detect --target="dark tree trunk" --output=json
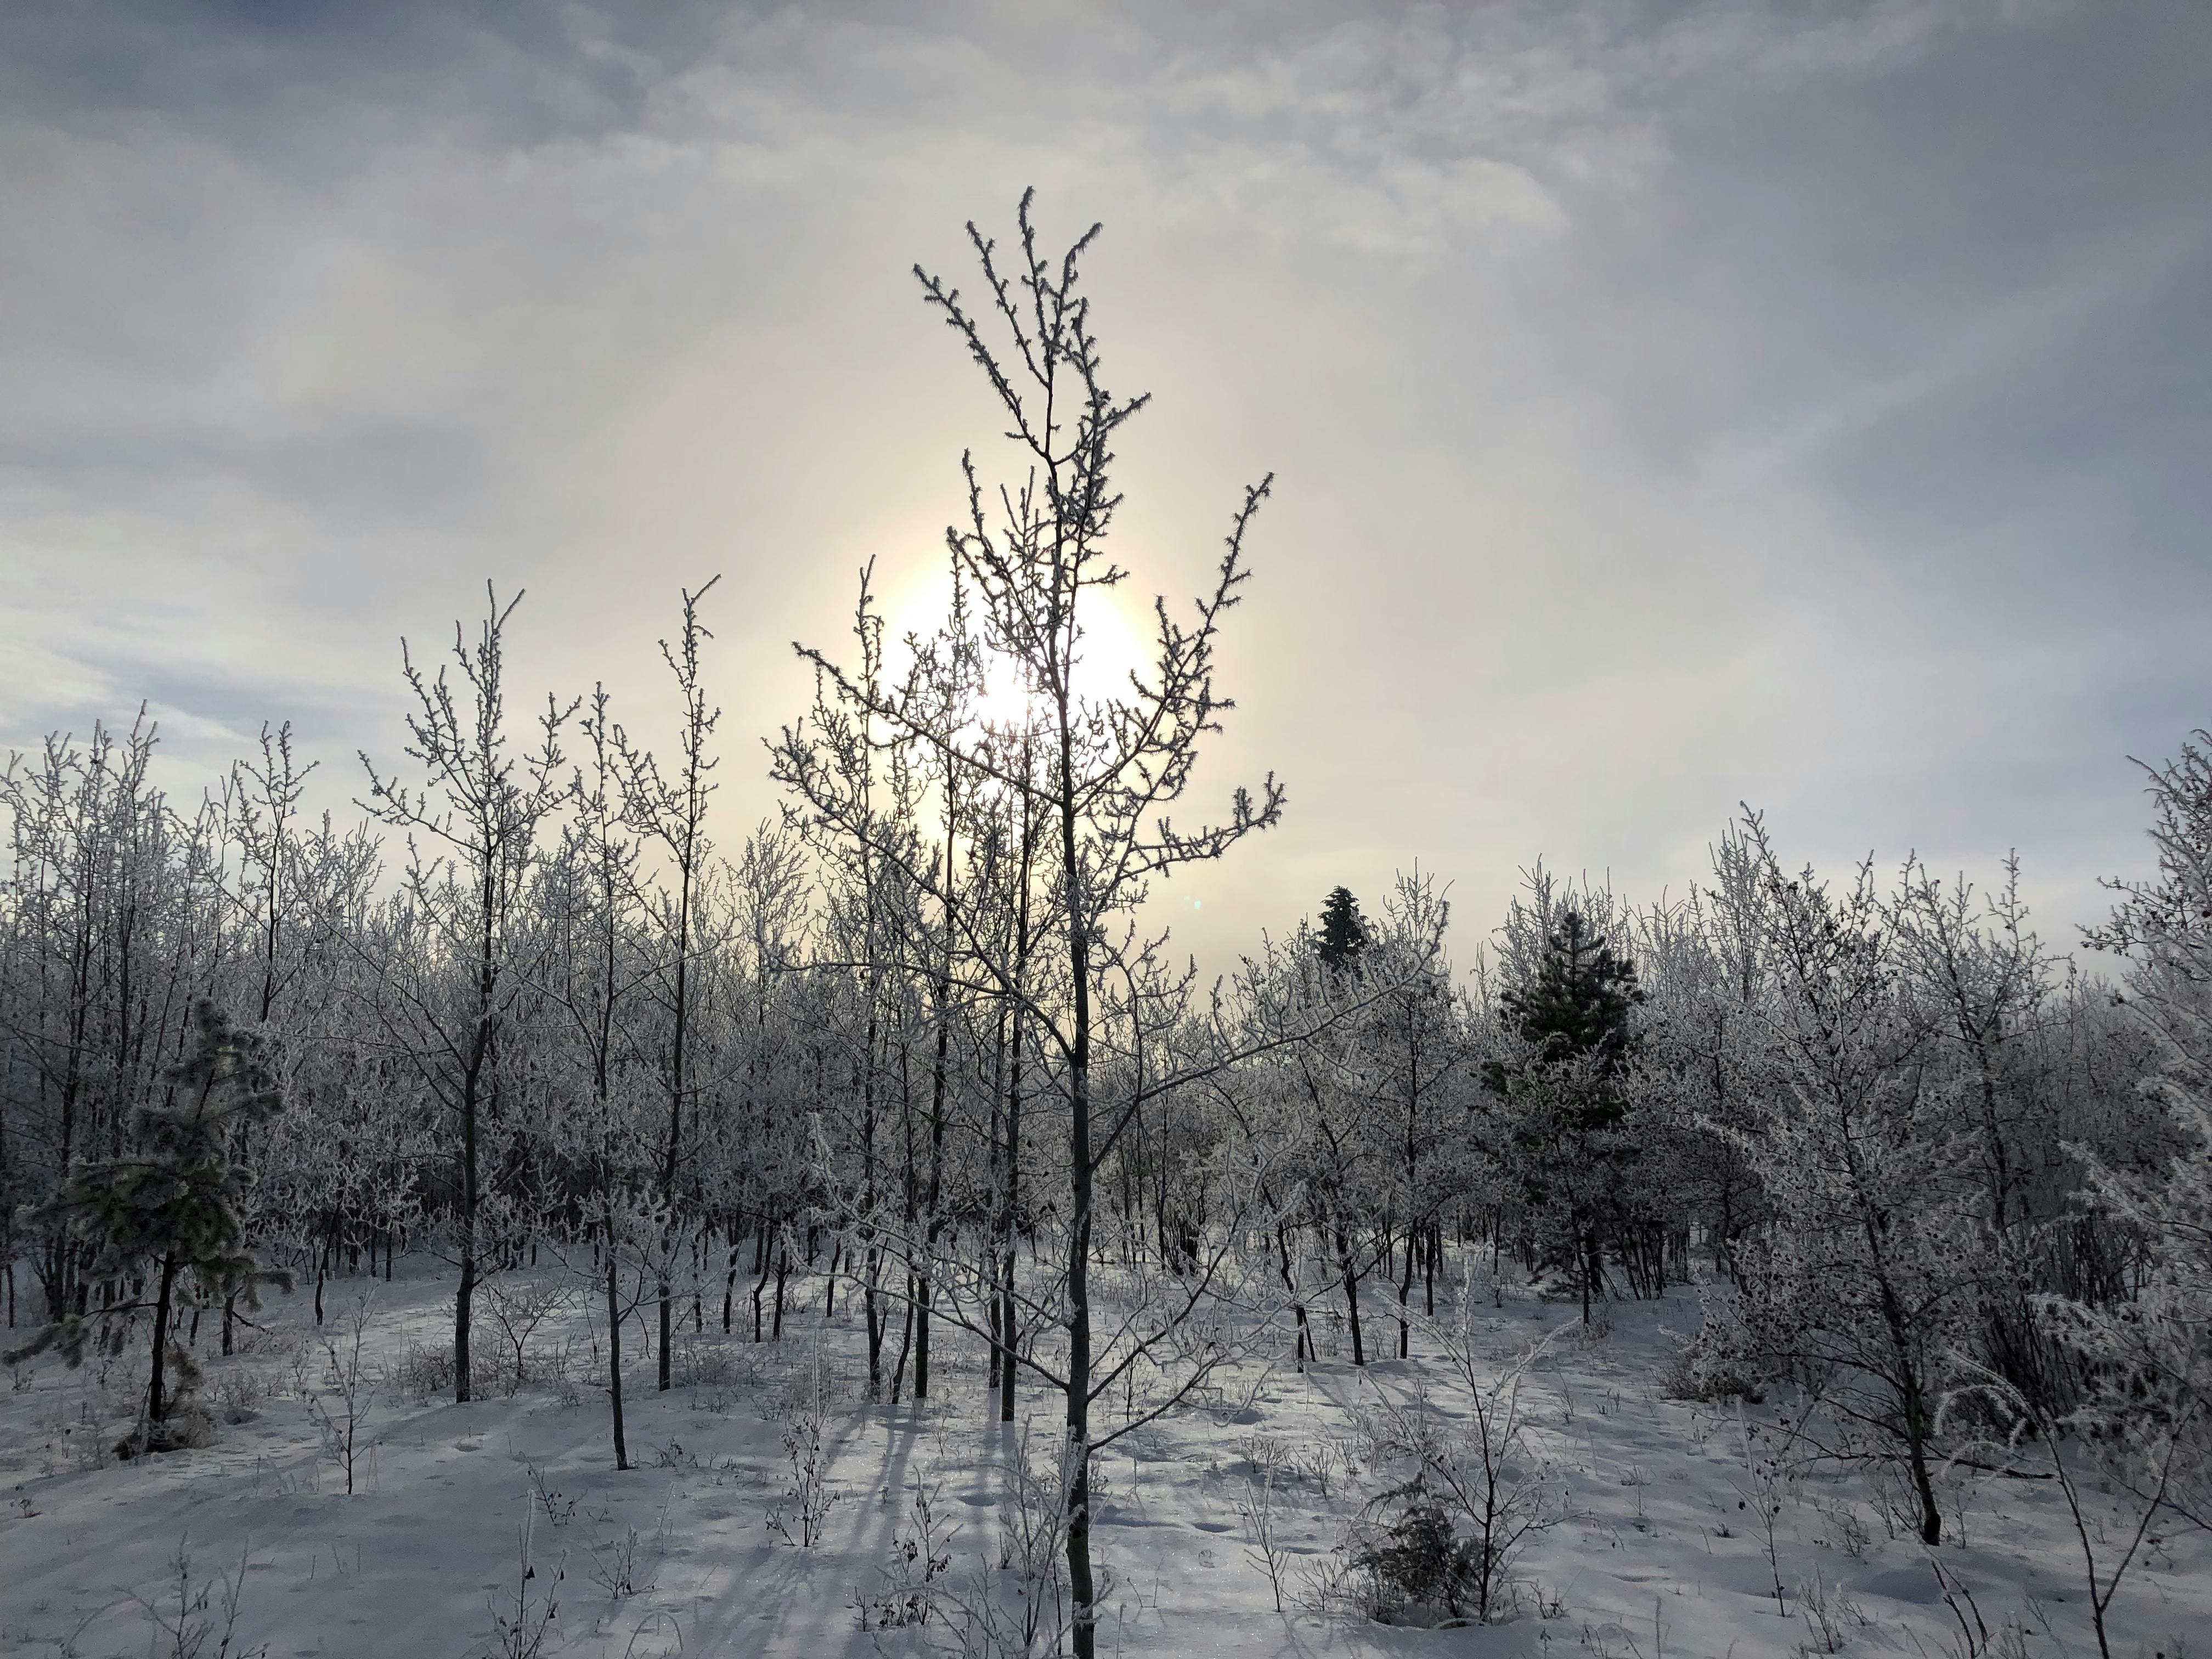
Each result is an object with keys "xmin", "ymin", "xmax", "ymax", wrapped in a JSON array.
[
  {"xmin": 148, "ymin": 1251, "xmax": 179, "ymax": 1426},
  {"xmin": 1336, "ymin": 1226, "xmax": 1366, "ymax": 1367},
  {"xmin": 772, "ymin": 1238, "xmax": 789, "ymax": 1341},
  {"xmin": 605, "ymin": 1229, "xmax": 629, "ymax": 1470}
]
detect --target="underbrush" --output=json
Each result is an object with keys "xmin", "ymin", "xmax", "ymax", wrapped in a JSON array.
[{"xmin": 389, "ymin": 1340, "xmax": 524, "ymax": 1403}]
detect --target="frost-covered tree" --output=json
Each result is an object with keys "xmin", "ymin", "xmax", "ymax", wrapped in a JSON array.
[
  {"xmin": 1886, "ymin": 852, "xmax": 2097, "ymax": 1412},
  {"xmin": 1, "ymin": 715, "xmax": 230, "ymax": 1327},
  {"xmin": 1316, "ymin": 885, "xmax": 1369, "ymax": 977},
  {"xmin": 1351, "ymin": 873, "xmax": 1464, "ymax": 1355},
  {"xmin": 6, "ymin": 998, "xmax": 289, "ymax": 1440},
  {"xmin": 358, "ymin": 587, "xmax": 572, "ymax": 1403},
  {"xmin": 1256, "ymin": 935, "xmax": 1393, "ymax": 1367},
  {"xmin": 1482, "ymin": 890, "xmax": 1646, "ymax": 1323},
  {"xmin": 777, "ymin": 191, "xmax": 1287, "ymax": 1659},
  {"xmin": 2062, "ymin": 731, "xmax": 2212, "ymax": 1531},
  {"xmin": 1709, "ymin": 815, "xmax": 1980, "ymax": 1545},
  {"xmin": 537, "ymin": 684, "xmax": 650, "ymax": 1466},
  {"xmin": 614, "ymin": 577, "xmax": 723, "ymax": 1393}
]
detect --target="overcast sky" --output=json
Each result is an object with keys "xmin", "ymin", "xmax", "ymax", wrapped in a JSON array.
[{"xmin": 3, "ymin": 0, "xmax": 2207, "ymax": 969}]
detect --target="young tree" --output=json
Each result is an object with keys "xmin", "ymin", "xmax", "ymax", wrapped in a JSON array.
[
  {"xmin": 2063, "ymin": 730, "xmax": 2212, "ymax": 1533},
  {"xmin": 1709, "ymin": 815, "xmax": 1977, "ymax": 1545},
  {"xmin": 1362, "ymin": 874, "xmax": 1466, "ymax": 1352},
  {"xmin": 540, "ymin": 685, "xmax": 648, "ymax": 1466},
  {"xmin": 2, "ymin": 714, "xmax": 211, "ymax": 1327},
  {"xmin": 1636, "ymin": 874, "xmax": 1774, "ymax": 1284},
  {"xmin": 6, "ymin": 999, "xmax": 289, "ymax": 1441},
  {"xmin": 777, "ymin": 191, "xmax": 1284, "ymax": 1658},
  {"xmin": 359, "ymin": 588, "xmax": 572, "ymax": 1403},
  {"xmin": 1316, "ymin": 886, "xmax": 1369, "ymax": 977},
  {"xmin": 224, "ymin": 721, "xmax": 315, "ymax": 1026},
  {"xmin": 1483, "ymin": 896, "xmax": 1646, "ymax": 1322},
  {"xmin": 616, "ymin": 577, "xmax": 724, "ymax": 1393},
  {"xmin": 1887, "ymin": 854, "xmax": 2076, "ymax": 1409}
]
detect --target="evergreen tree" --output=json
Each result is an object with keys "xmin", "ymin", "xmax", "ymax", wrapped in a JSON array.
[
  {"xmin": 1498, "ymin": 909, "xmax": 1643, "ymax": 1076},
  {"xmin": 1483, "ymin": 909, "xmax": 1646, "ymax": 1321},
  {"xmin": 1317, "ymin": 885, "xmax": 1370, "ymax": 975},
  {"xmin": 5, "ymin": 999, "xmax": 290, "ymax": 1442}
]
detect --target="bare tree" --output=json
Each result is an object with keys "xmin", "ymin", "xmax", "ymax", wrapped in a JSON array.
[
  {"xmin": 1707, "ymin": 814, "xmax": 1976, "ymax": 1545},
  {"xmin": 777, "ymin": 191, "xmax": 1284, "ymax": 1658},
  {"xmin": 615, "ymin": 578, "xmax": 723, "ymax": 1393},
  {"xmin": 359, "ymin": 586, "xmax": 572, "ymax": 1403}
]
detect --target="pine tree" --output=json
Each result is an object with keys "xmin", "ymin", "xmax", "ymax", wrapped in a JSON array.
[
  {"xmin": 1483, "ymin": 909, "xmax": 1646, "ymax": 1322},
  {"xmin": 1316, "ymin": 885, "xmax": 1370, "ymax": 976},
  {"xmin": 5, "ymin": 999, "xmax": 290, "ymax": 1444},
  {"xmin": 1498, "ymin": 909, "xmax": 1643, "ymax": 1076}
]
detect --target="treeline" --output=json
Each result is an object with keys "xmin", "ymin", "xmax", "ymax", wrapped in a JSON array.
[{"xmin": 4, "ymin": 197, "xmax": 2208, "ymax": 1655}]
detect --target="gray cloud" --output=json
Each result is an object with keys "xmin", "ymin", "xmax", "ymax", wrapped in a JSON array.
[{"xmin": 1, "ymin": 0, "xmax": 2203, "ymax": 963}]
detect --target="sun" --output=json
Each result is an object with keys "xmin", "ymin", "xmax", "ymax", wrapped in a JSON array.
[{"xmin": 885, "ymin": 565, "xmax": 1155, "ymax": 728}]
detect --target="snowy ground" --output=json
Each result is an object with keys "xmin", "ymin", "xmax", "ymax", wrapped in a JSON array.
[{"xmin": 3, "ymin": 1261, "xmax": 2205, "ymax": 1658}]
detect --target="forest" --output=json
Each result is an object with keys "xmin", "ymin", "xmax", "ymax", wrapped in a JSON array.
[{"xmin": 3, "ymin": 201, "xmax": 2209, "ymax": 1659}]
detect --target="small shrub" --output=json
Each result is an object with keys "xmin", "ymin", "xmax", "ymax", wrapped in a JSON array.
[
  {"xmin": 391, "ymin": 1341, "xmax": 456, "ymax": 1398},
  {"xmin": 1663, "ymin": 1315, "xmax": 1770, "ymax": 1404},
  {"xmin": 766, "ymin": 1407, "xmax": 839, "ymax": 1548},
  {"xmin": 387, "ymin": 1340, "xmax": 503, "ymax": 1401},
  {"xmin": 1814, "ymin": 1497, "xmax": 1873, "ymax": 1559},
  {"xmin": 120, "ymin": 1404, "xmax": 219, "ymax": 1459},
  {"xmin": 670, "ymin": 1339, "xmax": 758, "ymax": 1392},
  {"xmin": 1238, "ymin": 1431, "xmax": 1295, "ymax": 1480},
  {"xmin": 527, "ymin": 1462, "xmax": 578, "ymax": 1526},
  {"xmin": 129, "ymin": 1536, "xmax": 268, "ymax": 1659},
  {"xmin": 585, "ymin": 1526, "xmax": 655, "ymax": 1599},
  {"xmin": 1350, "ymin": 1498, "xmax": 1483, "ymax": 1627},
  {"xmin": 858, "ymin": 1477, "xmax": 954, "ymax": 1629},
  {"xmin": 1566, "ymin": 1307, "xmax": 1612, "ymax": 1345},
  {"xmin": 647, "ymin": 1440, "xmax": 698, "ymax": 1470},
  {"xmin": 763, "ymin": 1345, "xmax": 842, "ymax": 1423},
  {"xmin": 210, "ymin": 1364, "xmax": 273, "ymax": 1425}
]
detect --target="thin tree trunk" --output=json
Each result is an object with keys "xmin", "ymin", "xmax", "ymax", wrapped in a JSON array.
[
  {"xmin": 771, "ymin": 1238, "xmax": 789, "ymax": 1341},
  {"xmin": 1276, "ymin": 1221, "xmax": 1308, "ymax": 1368},
  {"xmin": 148, "ymin": 1251, "xmax": 178, "ymax": 1427},
  {"xmin": 1061, "ymin": 754, "xmax": 1098, "ymax": 1659},
  {"xmin": 723, "ymin": 1225, "xmax": 740, "ymax": 1333},
  {"xmin": 888, "ymin": 1285, "xmax": 914, "ymax": 1405},
  {"xmin": 1337, "ymin": 1226, "xmax": 1366, "ymax": 1367},
  {"xmin": 751, "ymin": 1220, "xmax": 774, "ymax": 1342},
  {"xmin": 605, "ymin": 1226, "xmax": 629, "ymax": 1470},
  {"xmin": 1397, "ymin": 1224, "xmax": 1416, "ymax": 1359}
]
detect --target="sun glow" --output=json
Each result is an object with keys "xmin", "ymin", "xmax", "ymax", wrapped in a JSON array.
[{"xmin": 886, "ymin": 566, "xmax": 1157, "ymax": 730}]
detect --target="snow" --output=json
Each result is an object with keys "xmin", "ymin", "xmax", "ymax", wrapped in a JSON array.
[{"xmin": 4, "ymin": 1265, "xmax": 2205, "ymax": 1658}]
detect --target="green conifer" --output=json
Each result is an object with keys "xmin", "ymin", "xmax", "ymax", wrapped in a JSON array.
[
  {"xmin": 1483, "ymin": 910, "xmax": 1646, "ymax": 1322},
  {"xmin": 1497, "ymin": 909, "xmax": 1643, "ymax": 1082},
  {"xmin": 1316, "ymin": 885, "xmax": 1370, "ymax": 975},
  {"xmin": 7, "ymin": 999, "xmax": 290, "ymax": 1446}
]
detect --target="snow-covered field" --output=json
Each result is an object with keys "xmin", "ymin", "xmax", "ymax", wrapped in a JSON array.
[{"xmin": 4, "ymin": 1265, "xmax": 2204, "ymax": 1659}]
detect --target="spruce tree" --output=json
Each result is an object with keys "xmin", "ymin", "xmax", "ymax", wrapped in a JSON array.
[
  {"xmin": 1316, "ymin": 885, "xmax": 1370, "ymax": 975},
  {"xmin": 1484, "ymin": 910, "xmax": 1646, "ymax": 1321},
  {"xmin": 6, "ymin": 998, "xmax": 290, "ymax": 1444},
  {"xmin": 1498, "ymin": 909, "xmax": 1643, "ymax": 1078}
]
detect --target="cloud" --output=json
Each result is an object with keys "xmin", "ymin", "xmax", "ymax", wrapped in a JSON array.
[{"xmin": 0, "ymin": 0, "xmax": 2200, "ymax": 966}]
